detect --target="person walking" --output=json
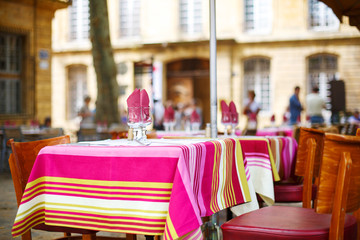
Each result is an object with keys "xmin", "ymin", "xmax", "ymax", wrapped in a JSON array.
[
  {"xmin": 306, "ymin": 86, "xmax": 325, "ymax": 124},
  {"xmin": 78, "ymin": 96, "xmax": 94, "ymax": 127},
  {"xmin": 243, "ymin": 90, "xmax": 261, "ymax": 131},
  {"xmin": 289, "ymin": 86, "xmax": 303, "ymax": 125}
]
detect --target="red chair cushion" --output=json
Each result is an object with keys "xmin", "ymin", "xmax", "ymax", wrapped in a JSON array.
[
  {"xmin": 34, "ymin": 223, "xmax": 97, "ymax": 234},
  {"xmin": 274, "ymin": 183, "xmax": 317, "ymax": 202},
  {"xmin": 221, "ymin": 206, "xmax": 357, "ymax": 240}
]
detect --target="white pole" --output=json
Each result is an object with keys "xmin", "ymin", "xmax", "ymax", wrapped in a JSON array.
[{"xmin": 210, "ymin": 0, "xmax": 217, "ymax": 138}]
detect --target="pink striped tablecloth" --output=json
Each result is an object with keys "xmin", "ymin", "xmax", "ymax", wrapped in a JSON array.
[
  {"xmin": 12, "ymin": 138, "xmax": 251, "ymax": 240},
  {"xmin": 232, "ymin": 136, "xmax": 297, "ymax": 209},
  {"xmin": 266, "ymin": 136, "xmax": 298, "ymax": 181},
  {"xmin": 155, "ymin": 130, "xmax": 206, "ymax": 139},
  {"xmin": 255, "ymin": 126, "xmax": 294, "ymax": 137}
]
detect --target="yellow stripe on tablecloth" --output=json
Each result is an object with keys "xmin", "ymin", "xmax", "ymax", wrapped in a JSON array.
[
  {"xmin": 45, "ymin": 221, "xmax": 164, "ymax": 235},
  {"xmin": 26, "ymin": 176, "xmax": 173, "ymax": 189},
  {"xmin": 12, "ymin": 215, "xmax": 45, "ymax": 236},
  {"xmin": 238, "ymin": 137, "xmax": 280, "ymax": 182},
  {"xmin": 165, "ymin": 214, "xmax": 178, "ymax": 239},
  {"xmin": 45, "ymin": 217, "xmax": 165, "ymax": 231},
  {"xmin": 177, "ymin": 227, "xmax": 202, "ymax": 240},
  {"xmin": 210, "ymin": 141, "xmax": 221, "ymax": 213},
  {"xmin": 42, "ymin": 212, "xmax": 166, "ymax": 224},
  {"xmin": 22, "ymin": 188, "xmax": 171, "ymax": 203},
  {"xmin": 218, "ymin": 140, "xmax": 226, "ymax": 209},
  {"xmin": 235, "ymin": 139, "xmax": 251, "ymax": 202},
  {"xmin": 221, "ymin": 139, "xmax": 237, "ymax": 207},
  {"xmin": 15, "ymin": 201, "xmax": 45, "ymax": 219},
  {"xmin": 227, "ymin": 139, "xmax": 237, "ymax": 206},
  {"xmin": 265, "ymin": 139, "xmax": 280, "ymax": 181},
  {"xmin": 25, "ymin": 182, "xmax": 172, "ymax": 194}
]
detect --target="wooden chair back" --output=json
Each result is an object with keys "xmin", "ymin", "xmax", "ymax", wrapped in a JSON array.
[
  {"xmin": 356, "ymin": 128, "xmax": 360, "ymax": 137},
  {"xmin": 77, "ymin": 128, "xmax": 98, "ymax": 141},
  {"xmin": 302, "ymin": 138, "xmax": 316, "ymax": 208},
  {"xmin": 315, "ymin": 133, "xmax": 360, "ymax": 239},
  {"xmin": 295, "ymin": 127, "xmax": 325, "ymax": 178},
  {"xmin": 40, "ymin": 128, "xmax": 64, "ymax": 139},
  {"xmin": 9, "ymin": 135, "xmax": 70, "ymax": 202},
  {"xmin": 3, "ymin": 127, "xmax": 23, "ymax": 142},
  {"xmin": 110, "ymin": 130, "xmax": 128, "ymax": 139},
  {"xmin": 146, "ymin": 131, "xmax": 158, "ymax": 139}
]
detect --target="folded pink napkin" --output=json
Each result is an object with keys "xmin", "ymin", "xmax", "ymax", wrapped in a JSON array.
[
  {"xmin": 140, "ymin": 89, "xmax": 151, "ymax": 123},
  {"xmin": 271, "ymin": 114, "xmax": 275, "ymax": 122},
  {"xmin": 221, "ymin": 100, "xmax": 230, "ymax": 123},
  {"xmin": 127, "ymin": 89, "xmax": 141, "ymax": 123},
  {"xmin": 140, "ymin": 89, "xmax": 149, "ymax": 107},
  {"xmin": 190, "ymin": 110, "xmax": 201, "ymax": 123},
  {"xmin": 168, "ymin": 106, "xmax": 175, "ymax": 121},
  {"xmin": 127, "ymin": 88, "xmax": 140, "ymax": 107},
  {"xmin": 229, "ymin": 101, "xmax": 239, "ymax": 124},
  {"xmin": 164, "ymin": 106, "xmax": 175, "ymax": 123}
]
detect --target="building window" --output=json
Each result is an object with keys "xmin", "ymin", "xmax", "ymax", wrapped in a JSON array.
[
  {"xmin": 244, "ymin": 58, "xmax": 271, "ymax": 112},
  {"xmin": 67, "ymin": 65, "xmax": 88, "ymax": 120},
  {"xmin": 308, "ymin": 54, "xmax": 338, "ymax": 109},
  {"xmin": 0, "ymin": 32, "xmax": 22, "ymax": 114},
  {"xmin": 119, "ymin": 0, "xmax": 141, "ymax": 38},
  {"xmin": 309, "ymin": 0, "xmax": 339, "ymax": 31},
  {"xmin": 244, "ymin": 0, "xmax": 272, "ymax": 34},
  {"xmin": 180, "ymin": 0, "xmax": 202, "ymax": 34},
  {"xmin": 69, "ymin": 0, "xmax": 90, "ymax": 41}
]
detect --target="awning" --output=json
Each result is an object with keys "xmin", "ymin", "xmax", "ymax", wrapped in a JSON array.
[{"xmin": 320, "ymin": 0, "xmax": 360, "ymax": 30}]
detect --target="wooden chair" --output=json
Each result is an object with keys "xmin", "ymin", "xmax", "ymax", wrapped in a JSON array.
[
  {"xmin": 110, "ymin": 130, "xmax": 128, "ymax": 139},
  {"xmin": 77, "ymin": 127, "xmax": 98, "ymax": 141},
  {"xmin": 146, "ymin": 131, "xmax": 158, "ymax": 139},
  {"xmin": 40, "ymin": 128, "xmax": 64, "ymax": 140},
  {"xmin": 1, "ymin": 126, "xmax": 23, "ymax": 171},
  {"xmin": 273, "ymin": 127, "xmax": 324, "ymax": 207},
  {"xmin": 8, "ymin": 136, "xmax": 124, "ymax": 240},
  {"xmin": 221, "ymin": 133, "xmax": 360, "ymax": 240}
]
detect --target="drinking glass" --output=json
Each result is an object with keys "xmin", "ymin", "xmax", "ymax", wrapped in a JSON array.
[
  {"xmin": 230, "ymin": 112, "xmax": 239, "ymax": 136},
  {"xmin": 221, "ymin": 112, "xmax": 231, "ymax": 136},
  {"xmin": 139, "ymin": 106, "xmax": 152, "ymax": 144},
  {"xmin": 127, "ymin": 107, "xmax": 142, "ymax": 128}
]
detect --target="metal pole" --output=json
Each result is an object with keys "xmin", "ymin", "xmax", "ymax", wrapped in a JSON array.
[
  {"xmin": 210, "ymin": 0, "xmax": 217, "ymax": 138},
  {"xmin": 210, "ymin": 0, "xmax": 220, "ymax": 235}
]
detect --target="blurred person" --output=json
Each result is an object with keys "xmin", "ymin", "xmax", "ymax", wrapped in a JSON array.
[
  {"xmin": 348, "ymin": 110, "xmax": 360, "ymax": 124},
  {"xmin": 174, "ymin": 104, "xmax": 184, "ymax": 130},
  {"xmin": 40, "ymin": 117, "xmax": 51, "ymax": 129},
  {"xmin": 243, "ymin": 90, "xmax": 261, "ymax": 130},
  {"xmin": 153, "ymin": 99, "xmax": 165, "ymax": 130},
  {"xmin": 78, "ymin": 96, "xmax": 94, "ymax": 127},
  {"xmin": 289, "ymin": 86, "xmax": 303, "ymax": 125},
  {"xmin": 306, "ymin": 86, "xmax": 325, "ymax": 124}
]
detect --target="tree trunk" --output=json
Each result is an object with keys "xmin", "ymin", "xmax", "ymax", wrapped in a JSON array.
[{"xmin": 89, "ymin": 0, "xmax": 120, "ymax": 125}]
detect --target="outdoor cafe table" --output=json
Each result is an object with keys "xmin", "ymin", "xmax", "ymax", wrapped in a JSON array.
[
  {"xmin": 12, "ymin": 138, "xmax": 263, "ymax": 240},
  {"xmin": 255, "ymin": 126, "xmax": 294, "ymax": 137}
]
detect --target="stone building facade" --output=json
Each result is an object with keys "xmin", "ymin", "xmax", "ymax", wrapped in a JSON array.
[
  {"xmin": 0, "ymin": 0, "xmax": 69, "ymax": 125},
  {"xmin": 51, "ymin": 0, "xmax": 360, "ymax": 130}
]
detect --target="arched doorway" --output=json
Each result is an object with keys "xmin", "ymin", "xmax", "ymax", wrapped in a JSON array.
[{"xmin": 166, "ymin": 58, "xmax": 210, "ymax": 126}]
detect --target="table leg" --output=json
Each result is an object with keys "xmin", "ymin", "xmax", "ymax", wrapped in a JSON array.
[
  {"xmin": 126, "ymin": 234, "xmax": 136, "ymax": 240},
  {"xmin": 226, "ymin": 208, "xmax": 233, "ymax": 221}
]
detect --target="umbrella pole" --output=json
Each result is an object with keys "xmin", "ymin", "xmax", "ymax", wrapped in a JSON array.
[
  {"xmin": 209, "ymin": 0, "xmax": 220, "ymax": 235},
  {"xmin": 210, "ymin": 0, "xmax": 218, "ymax": 138}
]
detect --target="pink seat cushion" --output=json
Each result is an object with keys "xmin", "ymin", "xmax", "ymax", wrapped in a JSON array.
[
  {"xmin": 274, "ymin": 183, "xmax": 317, "ymax": 202},
  {"xmin": 221, "ymin": 206, "xmax": 357, "ymax": 240}
]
